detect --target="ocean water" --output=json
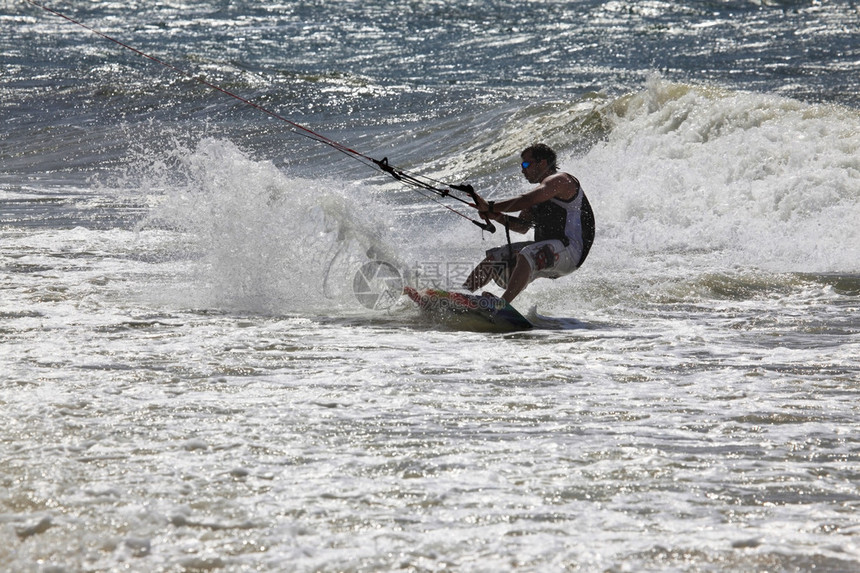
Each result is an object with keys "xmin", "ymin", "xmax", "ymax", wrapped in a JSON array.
[{"xmin": 2, "ymin": 1, "xmax": 859, "ymax": 571}]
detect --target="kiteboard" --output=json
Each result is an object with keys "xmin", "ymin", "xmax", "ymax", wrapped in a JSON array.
[{"xmin": 403, "ymin": 286, "xmax": 533, "ymax": 332}]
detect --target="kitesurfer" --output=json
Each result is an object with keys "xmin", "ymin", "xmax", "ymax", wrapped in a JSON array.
[{"xmin": 462, "ymin": 143, "xmax": 594, "ymax": 303}]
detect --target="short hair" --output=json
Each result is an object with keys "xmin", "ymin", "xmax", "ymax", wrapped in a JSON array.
[{"xmin": 522, "ymin": 143, "xmax": 558, "ymax": 169}]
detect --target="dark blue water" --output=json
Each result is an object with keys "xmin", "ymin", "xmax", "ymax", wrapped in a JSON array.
[{"xmin": 5, "ymin": 0, "xmax": 859, "ymax": 183}]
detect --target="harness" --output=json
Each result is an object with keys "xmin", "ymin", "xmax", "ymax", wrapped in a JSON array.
[{"xmin": 529, "ymin": 187, "xmax": 595, "ymax": 268}]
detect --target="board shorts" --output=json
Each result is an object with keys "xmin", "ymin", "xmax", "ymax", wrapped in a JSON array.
[{"xmin": 483, "ymin": 239, "xmax": 580, "ymax": 288}]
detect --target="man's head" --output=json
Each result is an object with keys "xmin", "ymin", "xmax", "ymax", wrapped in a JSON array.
[
  {"xmin": 521, "ymin": 143, "xmax": 558, "ymax": 183},
  {"xmin": 522, "ymin": 144, "xmax": 557, "ymax": 169}
]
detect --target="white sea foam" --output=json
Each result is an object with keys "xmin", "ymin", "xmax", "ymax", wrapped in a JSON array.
[{"xmin": 578, "ymin": 76, "xmax": 860, "ymax": 276}]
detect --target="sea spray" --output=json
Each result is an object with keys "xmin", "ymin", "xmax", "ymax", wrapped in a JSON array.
[{"xmin": 138, "ymin": 138, "xmax": 404, "ymax": 313}]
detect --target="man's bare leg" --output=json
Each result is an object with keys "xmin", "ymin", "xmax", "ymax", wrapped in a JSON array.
[
  {"xmin": 501, "ymin": 254, "xmax": 531, "ymax": 303},
  {"xmin": 462, "ymin": 257, "xmax": 495, "ymax": 292}
]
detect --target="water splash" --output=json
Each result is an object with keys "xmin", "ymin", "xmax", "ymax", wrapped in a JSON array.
[{"xmin": 138, "ymin": 138, "xmax": 403, "ymax": 313}]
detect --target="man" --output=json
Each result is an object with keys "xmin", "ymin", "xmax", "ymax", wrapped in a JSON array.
[{"xmin": 462, "ymin": 143, "xmax": 594, "ymax": 303}]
